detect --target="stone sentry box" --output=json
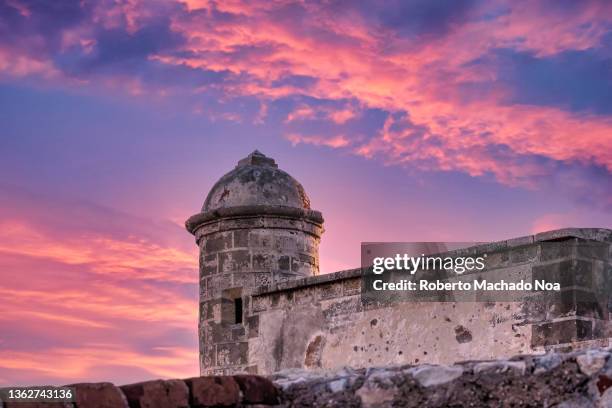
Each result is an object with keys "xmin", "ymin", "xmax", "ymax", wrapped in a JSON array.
[
  {"xmin": 186, "ymin": 151, "xmax": 324, "ymax": 375},
  {"xmin": 186, "ymin": 151, "xmax": 612, "ymax": 376}
]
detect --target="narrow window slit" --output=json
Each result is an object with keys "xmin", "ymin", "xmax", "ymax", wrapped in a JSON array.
[{"xmin": 234, "ymin": 297, "xmax": 243, "ymax": 324}]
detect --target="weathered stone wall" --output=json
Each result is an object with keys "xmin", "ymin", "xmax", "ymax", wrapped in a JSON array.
[
  {"xmin": 246, "ymin": 228, "xmax": 612, "ymax": 375},
  {"xmin": 6, "ymin": 347, "xmax": 612, "ymax": 407},
  {"xmin": 194, "ymin": 211, "xmax": 323, "ymax": 375}
]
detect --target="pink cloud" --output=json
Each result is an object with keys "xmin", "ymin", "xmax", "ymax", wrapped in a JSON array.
[
  {"xmin": 285, "ymin": 133, "xmax": 351, "ymax": 149},
  {"xmin": 3, "ymin": 0, "xmax": 609, "ymax": 190},
  {"xmin": 0, "ymin": 188, "xmax": 198, "ymax": 386},
  {"xmin": 529, "ymin": 211, "xmax": 606, "ymax": 235},
  {"xmin": 155, "ymin": 1, "xmax": 612, "ymax": 186}
]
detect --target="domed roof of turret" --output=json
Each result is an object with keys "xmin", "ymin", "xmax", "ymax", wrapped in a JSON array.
[{"xmin": 202, "ymin": 150, "xmax": 311, "ymax": 212}]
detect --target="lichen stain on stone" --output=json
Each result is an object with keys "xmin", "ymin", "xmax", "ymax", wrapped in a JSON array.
[
  {"xmin": 454, "ymin": 325, "xmax": 473, "ymax": 343},
  {"xmin": 304, "ymin": 335, "xmax": 326, "ymax": 368},
  {"xmin": 273, "ymin": 324, "xmax": 285, "ymax": 372},
  {"xmin": 218, "ymin": 187, "xmax": 230, "ymax": 204}
]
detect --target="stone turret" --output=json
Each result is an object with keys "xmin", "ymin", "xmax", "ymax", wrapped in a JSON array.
[{"xmin": 186, "ymin": 150, "xmax": 324, "ymax": 375}]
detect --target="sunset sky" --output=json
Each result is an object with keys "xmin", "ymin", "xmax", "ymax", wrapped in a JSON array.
[{"xmin": 1, "ymin": 0, "xmax": 611, "ymax": 386}]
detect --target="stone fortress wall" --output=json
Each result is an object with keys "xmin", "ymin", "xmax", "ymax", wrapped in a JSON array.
[
  {"xmin": 246, "ymin": 228, "xmax": 612, "ymax": 375},
  {"xmin": 186, "ymin": 150, "xmax": 612, "ymax": 377}
]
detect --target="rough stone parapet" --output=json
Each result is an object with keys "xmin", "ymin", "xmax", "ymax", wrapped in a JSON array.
[
  {"xmin": 274, "ymin": 347, "xmax": 612, "ymax": 407},
  {"xmin": 7, "ymin": 348, "xmax": 612, "ymax": 407},
  {"xmin": 251, "ymin": 228, "xmax": 612, "ymax": 298},
  {"xmin": 250, "ymin": 268, "xmax": 361, "ymax": 296}
]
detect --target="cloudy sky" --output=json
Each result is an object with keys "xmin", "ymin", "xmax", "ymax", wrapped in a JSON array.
[{"xmin": 1, "ymin": 0, "xmax": 611, "ymax": 386}]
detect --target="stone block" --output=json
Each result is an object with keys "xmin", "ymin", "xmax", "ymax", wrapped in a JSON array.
[
  {"xmin": 343, "ymin": 278, "xmax": 361, "ymax": 295},
  {"xmin": 70, "ymin": 382, "xmax": 128, "ymax": 408},
  {"xmin": 322, "ymin": 296, "xmax": 362, "ymax": 319},
  {"xmin": 211, "ymin": 322, "xmax": 233, "ymax": 343},
  {"xmin": 273, "ymin": 272, "xmax": 300, "ymax": 284},
  {"xmin": 278, "ymin": 255, "xmax": 291, "ymax": 272},
  {"xmin": 199, "ymin": 280, "xmax": 208, "ymax": 298},
  {"xmin": 277, "ymin": 291, "xmax": 293, "ymax": 308},
  {"xmin": 290, "ymin": 257, "xmax": 317, "ymax": 275},
  {"xmin": 200, "ymin": 253, "xmax": 217, "ymax": 276},
  {"xmin": 269, "ymin": 293, "xmax": 281, "ymax": 309},
  {"xmin": 251, "ymin": 272, "xmax": 272, "ymax": 287},
  {"xmin": 409, "ymin": 365, "xmax": 464, "ymax": 387},
  {"xmin": 533, "ymin": 259, "xmax": 595, "ymax": 289},
  {"xmin": 231, "ymin": 325, "xmax": 246, "ymax": 341},
  {"xmin": 204, "ymin": 232, "xmax": 233, "ymax": 253},
  {"xmin": 252, "ymin": 253, "xmax": 274, "ymax": 271},
  {"xmin": 233, "ymin": 375, "xmax": 280, "ymax": 405},
  {"xmin": 201, "ymin": 346, "xmax": 215, "ymax": 368},
  {"xmin": 274, "ymin": 235, "xmax": 299, "ymax": 252},
  {"xmin": 298, "ymin": 252, "xmax": 316, "ymax": 265},
  {"xmin": 476, "ymin": 241, "xmax": 508, "ymax": 255},
  {"xmin": 217, "ymin": 342, "xmax": 249, "ymax": 366},
  {"xmin": 301, "ymin": 222, "xmax": 323, "ymax": 237},
  {"xmin": 202, "ymin": 300, "xmax": 220, "ymax": 324},
  {"xmin": 199, "ymin": 302, "xmax": 208, "ymax": 321},
  {"xmin": 251, "ymin": 296, "xmax": 268, "ymax": 312},
  {"xmin": 531, "ymin": 318, "xmax": 593, "ymax": 347},
  {"xmin": 576, "ymin": 242, "xmax": 610, "ymax": 261},
  {"xmin": 219, "ymin": 297, "xmax": 237, "ymax": 324},
  {"xmin": 317, "ymin": 282, "xmax": 343, "ymax": 300},
  {"xmin": 194, "ymin": 221, "xmax": 220, "ymax": 240},
  {"xmin": 279, "ymin": 292, "xmax": 294, "ymax": 308},
  {"xmin": 120, "ymin": 379, "xmax": 189, "ymax": 408},
  {"xmin": 184, "ymin": 377, "xmax": 240, "ymax": 407},
  {"xmin": 205, "ymin": 276, "xmax": 230, "ymax": 299},
  {"xmin": 220, "ymin": 217, "xmax": 264, "ymax": 230},
  {"xmin": 248, "ymin": 231, "xmax": 272, "ymax": 249},
  {"xmin": 535, "ymin": 229, "xmax": 586, "ymax": 242},
  {"xmin": 247, "ymin": 315, "xmax": 259, "ymax": 338},
  {"xmin": 232, "ymin": 230, "xmax": 249, "ymax": 248},
  {"xmin": 218, "ymin": 250, "xmax": 250, "ymax": 273},
  {"xmin": 540, "ymin": 241, "xmax": 576, "ymax": 262},
  {"xmin": 575, "ymin": 350, "xmax": 609, "ymax": 376},
  {"xmin": 483, "ymin": 251, "xmax": 510, "ymax": 270},
  {"xmin": 473, "ymin": 361, "xmax": 526, "ymax": 375},
  {"xmin": 201, "ymin": 319, "xmax": 217, "ymax": 343},
  {"xmin": 540, "ymin": 289, "xmax": 605, "ymax": 320},
  {"xmin": 510, "ymin": 245, "xmax": 538, "ymax": 264},
  {"xmin": 264, "ymin": 217, "xmax": 301, "ymax": 230},
  {"xmin": 507, "ymin": 235, "xmax": 534, "ymax": 248},
  {"xmin": 294, "ymin": 287, "xmax": 316, "ymax": 305},
  {"xmin": 303, "ymin": 237, "xmax": 319, "ymax": 253}
]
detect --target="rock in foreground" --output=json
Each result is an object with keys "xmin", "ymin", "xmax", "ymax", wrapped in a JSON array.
[{"xmin": 5, "ymin": 348, "xmax": 612, "ymax": 407}]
